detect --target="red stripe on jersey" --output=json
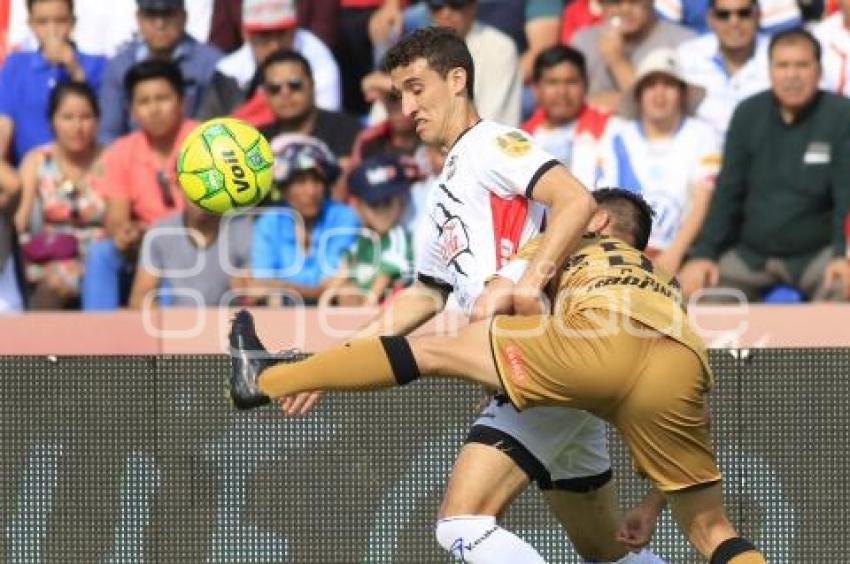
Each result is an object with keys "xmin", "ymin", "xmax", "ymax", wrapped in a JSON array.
[{"xmin": 490, "ymin": 193, "xmax": 529, "ymax": 268}]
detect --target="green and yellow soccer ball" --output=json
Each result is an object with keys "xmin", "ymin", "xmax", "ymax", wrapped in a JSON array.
[{"xmin": 177, "ymin": 118, "xmax": 273, "ymax": 214}]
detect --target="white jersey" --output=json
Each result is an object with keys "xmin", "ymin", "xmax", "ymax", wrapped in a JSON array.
[
  {"xmin": 416, "ymin": 120, "xmax": 556, "ymax": 313},
  {"xmin": 813, "ymin": 13, "xmax": 850, "ymax": 98},
  {"xmin": 598, "ymin": 116, "xmax": 721, "ymax": 250}
]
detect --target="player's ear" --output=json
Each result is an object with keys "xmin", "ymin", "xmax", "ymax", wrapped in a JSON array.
[
  {"xmin": 587, "ymin": 209, "xmax": 611, "ymax": 235},
  {"xmin": 447, "ymin": 67, "xmax": 468, "ymax": 96}
]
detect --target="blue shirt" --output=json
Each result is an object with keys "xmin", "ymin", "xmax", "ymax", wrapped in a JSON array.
[
  {"xmin": 0, "ymin": 48, "xmax": 106, "ymax": 164},
  {"xmin": 252, "ymin": 201, "xmax": 360, "ymax": 289},
  {"xmin": 98, "ymin": 35, "xmax": 222, "ymax": 143}
]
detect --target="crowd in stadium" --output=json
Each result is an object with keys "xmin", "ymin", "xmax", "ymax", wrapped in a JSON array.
[{"xmin": 0, "ymin": 0, "xmax": 848, "ymax": 312}]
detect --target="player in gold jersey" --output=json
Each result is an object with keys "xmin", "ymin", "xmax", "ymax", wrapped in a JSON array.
[{"xmin": 229, "ymin": 188, "xmax": 765, "ymax": 563}]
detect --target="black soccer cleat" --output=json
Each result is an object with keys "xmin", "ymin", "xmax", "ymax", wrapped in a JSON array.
[{"xmin": 228, "ymin": 309, "xmax": 273, "ymax": 410}]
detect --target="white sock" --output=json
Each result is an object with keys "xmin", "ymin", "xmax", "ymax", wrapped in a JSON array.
[
  {"xmin": 435, "ymin": 515, "xmax": 547, "ymax": 563},
  {"xmin": 612, "ymin": 548, "xmax": 668, "ymax": 563}
]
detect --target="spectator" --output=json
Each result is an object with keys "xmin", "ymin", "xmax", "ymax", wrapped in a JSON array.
[
  {"xmin": 199, "ymin": 0, "xmax": 341, "ymax": 120},
  {"xmin": 251, "ymin": 49, "xmax": 362, "ymax": 199},
  {"xmin": 321, "ymin": 154, "xmax": 413, "ymax": 306},
  {"xmin": 208, "ymin": 0, "xmax": 243, "ymax": 54},
  {"xmin": 401, "ymin": 144, "xmax": 444, "ymax": 257},
  {"xmin": 598, "ymin": 47, "xmax": 720, "ymax": 274},
  {"xmin": 571, "ymin": 0, "xmax": 695, "ymax": 112},
  {"xmin": 83, "ymin": 60, "xmax": 194, "ymax": 310},
  {"xmin": 337, "ymin": 0, "xmax": 392, "ymax": 116},
  {"xmin": 14, "ymin": 82, "xmax": 104, "ymax": 309},
  {"xmin": 363, "ymin": 0, "xmax": 523, "ymax": 126},
  {"xmin": 680, "ymin": 29, "xmax": 850, "ymax": 302},
  {"xmin": 252, "ymin": 135, "xmax": 360, "ymax": 305},
  {"xmin": 813, "ymin": 0, "xmax": 850, "ymax": 97},
  {"xmin": 676, "ymin": 0, "xmax": 769, "ymax": 138},
  {"xmin": 655, "ymin": 0, "xmax": 800, "ymax": 34},
  {"xmin": 129, "ymin": 207, "xmax": 253, "ymax": 308},
  {"xmin": 0, "ymin": 0, "xmax": 106, "ymax": 164},
  {"xmin": 522, "ymin": 45, "xmax": 612, "ymax": 188},
  {"xmin": 351, "ymin": 91, "xmax": 424, "ymax": 175},
  {"xmin": 98, "ymin": 0, "xmax": 221, "ymax": 143},
  {"xmin": 0, "ymin": 161, "xmax": 23, "ymax": 312}
]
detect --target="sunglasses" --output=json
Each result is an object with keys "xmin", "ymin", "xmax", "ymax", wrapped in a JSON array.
[
  {"xmin": 713, "ymin": 7, "xmax": 755, "ymax": 19},
  {"xmin": 263, "ymin": 77, "xmax": 305, "ymax": 95}
]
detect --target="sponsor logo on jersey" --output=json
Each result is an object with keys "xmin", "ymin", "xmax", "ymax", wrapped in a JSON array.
[
  {"xmin": 502, "ymin": 344, "xmax": 530, "ymax": 386},
  {"xmin": 495, "ymin": 131, "xmax": 532, "ymax": 157}
]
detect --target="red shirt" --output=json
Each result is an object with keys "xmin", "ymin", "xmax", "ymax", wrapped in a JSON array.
[
  {"xmin": 560, "ymin": 0, "xmax": 603, "ymax": 44},
  {"xmin": 92, "ymin": 120, "xmax": 196, "ymax": 226}
]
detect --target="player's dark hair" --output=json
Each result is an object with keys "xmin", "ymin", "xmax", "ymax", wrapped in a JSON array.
[
  {"xmin": 48, "ymin": 81, "xmax": 99, "ymax": 122},
  {"xmin": 768, "ymin": 27, "xmax": 821, "ymax": 63},
  {"xmin": 382, "ymin": 26, "xmax": 475, "ymax": 100},
  {"xmin": 124, "ymin": 59, "xmax": 185, "ymax": 100},
  {"xmin": 260, "ymin": 48, "xmax": 314, "ymax": 83},
  {"xmin": 592, "ymin": 188, "xmax": 655, "ymax": 251},
  {"xmin": 532, "ymin": 45, "xmax": 587, "ymax": 84},
  {"xmin": 27, "ymin": 0, "xmax": 74, "ymax": 13}
]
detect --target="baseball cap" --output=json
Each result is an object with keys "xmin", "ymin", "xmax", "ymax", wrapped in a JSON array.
[
  {"xmin": 270, "ymin": 134, "xmax": 340, "ymax": 186},
  {"xmin": 137, "ymin": 0, "xmax": 184, "ymax": 10},
  {"xmin": 349, "ymin": 155, "xmax": 411, "ymax": 205},
  {"xmin": 243, "ymin": 0, "xmax": 298, "ymax": 33},
  {"xmin": 618, "ymin": 47, "xmax": 705, "ymax": 119}
]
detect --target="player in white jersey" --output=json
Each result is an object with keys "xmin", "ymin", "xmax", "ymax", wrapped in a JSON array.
[{"xmin": 264, "ymin": 27, "xmax": 664, "ymax": 563}]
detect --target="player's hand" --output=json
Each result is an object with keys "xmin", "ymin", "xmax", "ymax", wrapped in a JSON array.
[
  {"xmin": 821, "ymin": 257, "xmax": 850, "ymax": 299},
  {"xmin": 512, "ymin": 283, "xmax": 549, "ymax": 316},
  {"xmin": 278, "ymin": 390, "xmax": 324, "ymax": 417},
  {"xmin": 471, "ymin": 277, "xmax": 516, "ymax": 321},
  {"xmin": 678, "ymin": 259, "xmax": 720, "ymax": 299},
  {"xmin": 616, "ymin": 503, "xmax": 658, "ymax": 551}
]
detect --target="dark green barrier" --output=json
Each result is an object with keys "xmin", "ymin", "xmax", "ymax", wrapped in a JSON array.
[{"xmin": 1, "ymin": 350, "xmax": 847, "ymax": 563}]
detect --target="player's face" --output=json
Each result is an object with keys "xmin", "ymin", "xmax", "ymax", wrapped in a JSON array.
[
  {"xmin": 263, "ymin": 61, "xmax": 315, "ymax": 122},
  {"xmin": 708, "ymin": 0, "xmax": 758, "ymax": 51},
  {"xmin": 638, "ymin": 74, "xmax": 684, "ymax": 124},
  {"xmin": 534, "ymin": 62, "xmax": 587, "ymax": 125},
  {"xmin": 284, "ymin": 172, "xmax": 325, "ymax": 221},
  {"xmin": 51, "ymin": 93, "xmax": 98, "ymax": 154},
  {"xmin": 356, "ymin": 196, "xmax": 404, "ymax": 236},
  {"xmin": 130, "ymin": 78, "xmax": 183, "ymax": 140},
  {"xmin": 28, "ymin": 0, "xmax": 74, "ymax": 46},
  {"xmin": 390, "ymin": 58, "xmax": 466, "ymax": 147},
  {"xmin": 137, "ymin": 8, "xmax": 186, "ymax": 53},
  {"xmin": 770, "ymin": 41, "xmax": 820, "ymax": 113},
  {"xmin": 601, "ymin": 0, "xmax": 653, "ymax": 36}
]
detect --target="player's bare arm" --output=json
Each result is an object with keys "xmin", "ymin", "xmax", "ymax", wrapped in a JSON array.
[{"xmin": 514, "ymin": 166, "xmax": 595, "ymax": 314}]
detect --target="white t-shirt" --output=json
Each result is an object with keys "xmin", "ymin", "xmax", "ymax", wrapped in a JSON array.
[
  {"xmin": 597, "ymin": 116, "xmax": 720, "ymax": 250},
  {"xmin": 416, "ymin": 120, "xmax": 557, "ymax": 313},
  {"xmin": 813, "ymin": 13, "xmax": 850, "ymax": 98},
  {"xmin": 676, "ymin": 34, "xmax": 770, "ymax": 138},
  {"xmin": 216, "ymin": 29, "xmax": 342, "ymax": 112}
]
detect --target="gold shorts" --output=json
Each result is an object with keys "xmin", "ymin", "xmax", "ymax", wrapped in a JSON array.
[{"xmin": 489, "ymin": 309, "xmax": 720, "ymax": 492}]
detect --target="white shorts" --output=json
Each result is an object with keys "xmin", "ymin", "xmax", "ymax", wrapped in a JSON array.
[{"xmin": 466, "ymin": 395, "xmax": 611, "ymax": 491}]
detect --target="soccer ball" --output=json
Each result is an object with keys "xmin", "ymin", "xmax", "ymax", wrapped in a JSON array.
[{"xmin": 177, "ymin": 117, "xmax": 274, "ymax": 214}]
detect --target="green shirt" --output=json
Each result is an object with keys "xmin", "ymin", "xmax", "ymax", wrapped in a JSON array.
[
  {"xmin": 344, "ymin": 225, "xmax": 414, "ymax": 292},
  {"xmin": 690, "ymin": 90, "xmax": 850, "ymax": 273}
]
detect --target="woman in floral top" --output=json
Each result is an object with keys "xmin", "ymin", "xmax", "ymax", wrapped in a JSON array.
[{"xmin": 14, "ymin": 82, "xmax": 104, "ymax": 308}]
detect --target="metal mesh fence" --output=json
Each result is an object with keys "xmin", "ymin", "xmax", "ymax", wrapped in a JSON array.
[{"xmin": 0, "ymin": 350, "xmax": 847, "ymax": 563}]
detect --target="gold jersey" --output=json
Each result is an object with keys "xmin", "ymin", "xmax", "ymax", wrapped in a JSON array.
[{"xmin": 516, "ymin": 234, "xmax": 713, "ymax": 388}]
